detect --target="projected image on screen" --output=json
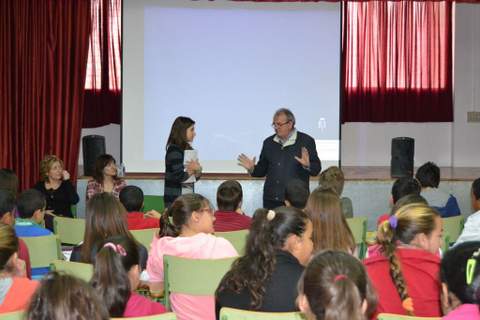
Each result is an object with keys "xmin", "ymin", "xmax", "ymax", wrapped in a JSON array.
[{"xmin": 123, "ymin": 0, "xmax": 340, "ymax": 172}]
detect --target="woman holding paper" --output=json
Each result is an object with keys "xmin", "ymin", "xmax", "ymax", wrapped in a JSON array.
[{"xmin": 164, "ymin": 116, "xmax": 202, "ymax": 209}]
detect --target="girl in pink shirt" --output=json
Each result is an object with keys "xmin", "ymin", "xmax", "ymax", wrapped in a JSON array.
[
  {"xmin": 147, "ymin": 193, "xmax": 238, "ymax": 320},
  {"xmin": 91, "ymin": 235, "xmax": 166, "ymax": 318}
]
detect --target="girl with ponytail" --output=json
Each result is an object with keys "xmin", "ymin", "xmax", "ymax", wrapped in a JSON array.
[
  {"xmin": 298, "ymin": 250, "xmax": 377, "ymax": 320},
  {"xmin": 364, "ymin": 203, "xmax": 443, "ymax": 318},
  {"xmin": 215, "ymin": 206, "xmax": 313, "ymax": 317},
  {"xmin": 147, "ymin": 193, "xmax": 237, "ymax": 320},
  {"xmin": 91, "ymin": 236, "xmax": 166, "ymax": 317}
]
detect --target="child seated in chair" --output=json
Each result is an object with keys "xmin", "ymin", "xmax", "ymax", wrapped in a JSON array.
[
  {"xmin": 147, "ymin": 193, "xmax": 238, "ymax": 320},
  {"xmin": 14, "ymin": 189, "xmax": 51, "ymax": 237},
  {"xmin": 318, "ymin": 166, "xmax": 353, "ymax": 218},
  {"xmin": 213, "ymin": 180, "xmax": 251, "ymax": 232},
  {"xmin": 284, "ymin": 178, "xmax": 310, "ymax": 210},
  {"xmin": 119, "ymin": 185, "xmax": 161, "ymax": 230},
  {"xmin": 453, "ymin": 178, "xmax": 480, "ymax": 246}
]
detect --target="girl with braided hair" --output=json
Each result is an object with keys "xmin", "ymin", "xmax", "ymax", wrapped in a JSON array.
[
  {"xmin": 215, "ymin": 206, "xmax": 313, "ymax": 318},
  {"xmin": 364, "ymin": 203, "xmax": 443, "ymax": 318}
]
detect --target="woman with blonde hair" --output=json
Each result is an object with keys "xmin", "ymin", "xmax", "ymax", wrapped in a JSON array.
[
  {"xmin": 305, "ymin": 187, "xmax": 355, "ymax": 254},
  {"xmin": 34, "ymin": 155, "xmax": 79, "ymax": 230},
  {"xmin": 318, "ymin": 166, "xmax": 353, "ymax": 218},
  {"xmin": 363, "ymin": 203, "xmax": 442, "ymax": 318}
]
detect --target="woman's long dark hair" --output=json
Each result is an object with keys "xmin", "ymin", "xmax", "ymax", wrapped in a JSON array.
[
  {"xmin": 81, "ymin": 193, "xmax": 137, "ymax": 263},
  {"xmin": 216, "ymin": 206, "xmax": 309, "ymax": 309},
  {"xmin": 159, "ymin": 193, "xmax": 208, "ymax": 237},
  {"xmin": 166, "ymin": 116, "xmax": 195, "ymax": 151},
  {"xmin": 91, "ymin": 236, "xmax": 140, "ymax": 317},
  {"xmin": 93, "ymin": 154, "xmax": 119, "ymax": 184}
]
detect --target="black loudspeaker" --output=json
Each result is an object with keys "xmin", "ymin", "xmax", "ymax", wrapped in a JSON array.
[
  {"xmin": 82, "ymin": 135, "xmax": 106, "ymax": 176},
  {"xmin": 391, "ymin": 137, "xmax": 415, "ymax": 178}
]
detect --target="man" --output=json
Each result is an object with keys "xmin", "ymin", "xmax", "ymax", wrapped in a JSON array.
[{"xmin": 238, "ymin": 108, "xmax": 321, "ymax": 209}]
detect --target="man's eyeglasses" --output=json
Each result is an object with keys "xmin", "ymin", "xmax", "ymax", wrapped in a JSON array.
[{"xmin": 271, "ymin": 121, "xmax": 291, "ymax": 129}]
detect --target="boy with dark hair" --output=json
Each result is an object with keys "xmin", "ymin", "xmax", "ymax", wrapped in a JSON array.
[
  {"xmin": 416, "ymin": 162, "xmax": 461, "ymax": 217},
  {"xmin": 0, "ymin": 190, "xmax": 31, "ymax": 278},
  {"xmin": 119, "ymin": 186, "xmax": 160, "ymax": 230},
  {"xmin": 284, "ymin": 179, "xmax": 309, "ymax": 210},
  {"xmin": 214, "ymin": 180, "xmax": 251, "ymax": 232},
  {"xmin": 14, "ymin": 189, "xmax": 51, "ymax": 237},
  {"xmin": 454, "ymin": 178, "xmax": 480, "ymax": 246}
]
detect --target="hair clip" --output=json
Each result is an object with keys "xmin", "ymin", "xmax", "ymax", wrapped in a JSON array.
[
  {"xmin": 466, "ymin": 248, "xmax": 480, "ymax": 285},
  {"xmin": 103, "ymin": 242, "xmax": 127, "ymax": 256},
  {"xmin": 334, "ymin": 274, "xmax": 347, "ymax": 282},
  {"xmin": 266, "ymin": 210, "xmax": 276, "ymax": 221},
  {"xmin": 402, "ymin": 297, "xmax": 414, "ymax": 313},
  {"xmin": 388, "ymin": 215, "xmax": 398, "ymax": 229}
]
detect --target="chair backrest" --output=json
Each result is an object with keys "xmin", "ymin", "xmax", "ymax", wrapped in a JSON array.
[
  {"xmin": 143, "ymin": 195, "xmax": 165, "ymax": 213},
  {"xmin": 50, "ymin": 259, "xmax": 93, "ymax": 282},
  {"xmin": 377, "ymin": 313, "xmax": 440, "ymax": 320},
  {"xmin": 131, "ymin": 228, "xmax": 159, "ymax": 249},
  {"xmin": 20, "ymin": 234, "xmax": 63, "ymax": 268},
  {"xmin": 219, "ymin": 307, "xmax": 305, "ymax": 320},
  {"xmin": 215, "ymin": 230, "xmax": 249, "ymax": 255},
  {"xmin": 53, "ymin": 216, "xmax": 85, "ymax": 245},
  {"xmin": 442, "ymin": 215, "xmax": 465, "ymax": 252},
  {"xmin": 163, "ymin": 255, "xmax": 237, "ymax": 309},
  {"xmin": 111, "ymin": 313, "xmax": 177, "ymax": 320},
  {"xmin": 0, "ymin": 311, "xmax": 24, "ymax": 320},
  {"xmin": 346, "ymin": 216, "xmax": 367, "ymax": 259}
]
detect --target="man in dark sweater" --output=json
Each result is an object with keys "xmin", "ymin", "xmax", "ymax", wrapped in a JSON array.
[{"xmin": 238, "ymin": 108, "xmax": 321, "ymax": 209}]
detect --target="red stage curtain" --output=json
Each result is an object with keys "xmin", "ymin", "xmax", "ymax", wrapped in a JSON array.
[
  {"xmin": 83, "ymin": 0, "xmax": 122, "ymax": 128},
  {"xmin": 0, "ymin": 0, "xmax": 91, "ymax": 191},
  {"xmin": 342, "ymin": 1, "xmax": 453, "ymax": 122}
]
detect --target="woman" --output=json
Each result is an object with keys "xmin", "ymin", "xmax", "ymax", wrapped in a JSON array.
[
  {"xmin": 86, "ymin": 154, "xmax": 126, "ymax": 201},
  {"xmin": 305, "ymin": 187, "xmax": 356, "ymax": 254},
  {"xmin": 70, "ymin": 193, "xmax": 148, "ymax": 270},
  {"xmin": 364, "ymin": 203, "xmax": 443, "ymax": 318},
  {"xmin": 0, "ymin": 223, "xmax": 38, "ymax": 313},
  {"xmin": 34, "ymin": 155, "xmax": 79, "ymax": 230},
  {"xmin": 215, "ymin": 206, "xmax": 313, "ymax": 317},
  {"xmin": 164, "ymin": 117, "xmax": 202, "ymax": 208}
]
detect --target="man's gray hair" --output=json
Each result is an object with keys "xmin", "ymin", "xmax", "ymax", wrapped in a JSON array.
[{"xmin": 274, "ymin": 108, "xmax": 296, "ymax": 126}]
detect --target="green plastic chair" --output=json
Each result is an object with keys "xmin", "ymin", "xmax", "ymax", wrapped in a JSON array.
[
  {"xmin": 377, "ymin": 313, "xmax": 440, "ymax": 320},
  {"xmin": 346, "ymin": 216, "xmax": 367, "ymax": 259},
  {"xmin": 219, "ymin": 307, "xmax": 305, "ymax": 320},
  {"xmin": 53, "ymin": 216, "xmax": 85, "ymax": 245},
  {"xmin": 131, "ymin": 228, "xmax": 158, "ymax": 249},
  {"xmin": 0, "ymin": 311, "xmax": 24, "ymax": 320},
  {"xmin": 111, "ymin": 313, "xmax": 177, "ymax": 320},
  {"xmin": 215, "ymin": 230, "xmax": 249, "ymax": 255},
  {"xmin": 163, "ymin": 255, "xmax": 237, "ymax": 310},
  {"xmin": 442, "ymin": 215, "xmax": 465, "ymax": 252},
  {"xmin": 50, "ymin": 259, "xmax": 93, "ymax": 282},
  {"xmin": 20, "ymin": 234, "xmax": 63, "ymax": 269},
  {"xmin": 71, "ymin": 204, "xmax": 77, "ymax": 218},
  {"xmin": 144, "ymin": 195, "xmax": 165, "ymax": 213}
]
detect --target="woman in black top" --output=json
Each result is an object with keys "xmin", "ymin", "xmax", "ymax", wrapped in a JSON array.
[
  {"xmin": 34, "ymin": 155, "xmax": 79, "ymax": 230},
  {"xmin": 215, "ymin": 206, "xmax": 313, "ymax": 318},
  {"xmin": 164, "ymin": 116, "xmax": 202, "ymax": 208}
]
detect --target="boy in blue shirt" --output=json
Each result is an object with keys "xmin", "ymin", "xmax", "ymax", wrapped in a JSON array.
[{"xmin": 15, "ymin": 189, "xmax": 51, "ymax": 237}]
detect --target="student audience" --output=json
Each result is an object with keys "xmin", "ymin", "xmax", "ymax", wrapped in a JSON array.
[
  {"xmin": 0, "ymin": 169, "xmax": 18, "ymax": 197},
  {"xmin": 454, "ymin": 178, "xmax": 480, "ymax": 246},
  {"xmin": 377, "ymin": 177, "xmax": 422, "ymax": 226},
  {"xmin": 91, "ymin": 235, "xmax": 166, "ymax": 317},
  {"xmin": 216, "ymin": 206, "xmax": 313, "ymax": 317},
  {"xmin": 26, "ymin": 271, "xmax": 109, "ymax": 320},
  {"xmin": 284, "ymin": 178, "xmax": 310, "ymax": 210},
  {"xmin": 364, "ymin": 203, "xmax": 443, "ymax": 317},
  {"xmin": 33, "ymin": 155, "xmax": 79, "ymax": 231},
  {"xmin": 416, "ymin": 162, "xmax": 461, "ymax": 217},
  {"xmin": 0, "ymin": 224, "xmax": 38, "ymax": 313},
  {"xmin": 86, "ymin": 154, "xmax": 126, "ymax": 201},
  {"xmin": 298, "ymin": 250, "xmax": 377, "ymax": 320},
  {"xmin": 0, "ymin": 190, "xmax": 31, "ymax": 279},
  {"xmin": 119, "ymin": 185, "xmax": 161, "ymax": 230},
  {"xmin": 14, "ymin": 189, "xmax": 51, "ymax": 237},
  {"xmin": 213, "ymin": 180, "xmax": 251, "ymax": 232},
  {"xmin": 70, "ymin": 193, "xmax": 148, "ymax": 270},
  {"xmin": 440, "ymin": 241, "xmax": 480, "ymax": 319},
  {"xmin": 318, "ymin": 166, "xmax": 353, "ymax": 218},
  {"xmin": 147, "ymin": 193, "xmax": 237, "ymax": 320},
  {"xmin": 304, "ymin": 187, "xmax": 355, "ymax": 254}
]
